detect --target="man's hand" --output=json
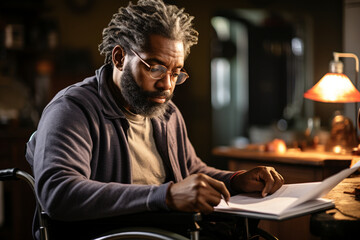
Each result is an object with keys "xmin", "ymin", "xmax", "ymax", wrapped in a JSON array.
[
  {"xmin": 230, "ymin": 166, "xmax": 284, "ymax": 197},
  {"xmin": 166, "ymin": 173, "xmax": 230, "ymax": 214}
]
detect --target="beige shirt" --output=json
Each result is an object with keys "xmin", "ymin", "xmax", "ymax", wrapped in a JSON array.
[{"xmin": 123, "ymin": 109, "xmax": 166, "ymax": 185}]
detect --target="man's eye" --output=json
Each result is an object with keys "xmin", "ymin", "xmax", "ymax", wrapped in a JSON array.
[
  {"xmin": 150, "ymin": 68, "xmax": 161, "ymax": 73},
  {"xmin": 151, "ymin": 66, "xmax": 167, "ymax": 73}
]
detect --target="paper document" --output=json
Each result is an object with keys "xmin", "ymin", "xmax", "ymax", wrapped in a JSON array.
[{"xmin": 215, "ymin": 160, "xmax": 360, "ymax": 220}]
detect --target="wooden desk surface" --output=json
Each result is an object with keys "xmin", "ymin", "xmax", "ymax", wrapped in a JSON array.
[
  {"xmin": 212, "ymin": 146, "xmax": 354, "ymax": 166},
  {"xmin": 325, "ymin": 174, "xmax": 360, "ymax": 218},
  {"xmin": 310, "ymin": 175, "xmax": 360, "ymax": 239}
]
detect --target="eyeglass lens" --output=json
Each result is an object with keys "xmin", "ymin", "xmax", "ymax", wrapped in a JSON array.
[{"xmin": 149, "ymin": 65, "xmax": 188, "ymax": 85}]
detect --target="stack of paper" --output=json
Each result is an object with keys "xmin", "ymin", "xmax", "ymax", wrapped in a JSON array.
[{"xmin": 215, "ymin": 160, "xmax": 360, "ymax": 220}]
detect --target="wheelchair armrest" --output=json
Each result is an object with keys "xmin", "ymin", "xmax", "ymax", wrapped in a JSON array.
[
  {"xmin": 101, "ymin": 211, "xmax": 202, "ymax": 226},
  {"xmin": 46, "ymin": 211, "xmax": 201, "ymax": 227},
  {"xmin": 0, "ymin": 168, "xmax": 19, "ymax": 181}
]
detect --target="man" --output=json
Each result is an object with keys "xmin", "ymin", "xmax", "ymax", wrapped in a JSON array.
[{"xmin": 26, "ymin": 0, "xmax": 284, "ymax": 238}]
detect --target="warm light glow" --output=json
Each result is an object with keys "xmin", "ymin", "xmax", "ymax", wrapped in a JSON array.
[
  {"xmin": 277, "ymin": 143, "xmax": 287, "ymax": 154},
  {"xmin": 304, "ymin": 73, "xmax": 360, "ymax": 103},
  {"xmin": 265, "ymin": 138, "xmax": 287, "ymax": 154},
  {"xmin": 333, "ymin": 145, "xmax": 344, "ymax": 154}
]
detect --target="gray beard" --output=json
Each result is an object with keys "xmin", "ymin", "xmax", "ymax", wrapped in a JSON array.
[{"xmin": 119, "ymin": 64, "xmax": 173, "ymax": 118}]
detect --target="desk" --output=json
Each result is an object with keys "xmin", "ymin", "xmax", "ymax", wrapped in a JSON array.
[
  {"xmin": 212, "ymin": 146, "xmax": 355, "ymax": 240},
  {"xmin": 310, "ymin": 175, "xmax": 360, "ymax": 240},
  {"xmin": 213, "ymin": 146, "xmax": 353, "ymax": 183}
]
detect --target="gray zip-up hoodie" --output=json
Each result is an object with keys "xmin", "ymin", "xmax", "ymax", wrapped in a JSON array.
[{"xmin": 26, "ymin": 64, "xmax": 234, "ymax": 222}]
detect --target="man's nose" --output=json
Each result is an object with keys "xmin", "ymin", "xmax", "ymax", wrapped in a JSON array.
[{"xmin": 156, "ymin": 73, "xmax": 173, "ymax": 90}]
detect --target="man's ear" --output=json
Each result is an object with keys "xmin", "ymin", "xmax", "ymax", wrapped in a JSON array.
[{"xmin": 112, "ymin": 45, "xmax": 126, "ymax": 70}]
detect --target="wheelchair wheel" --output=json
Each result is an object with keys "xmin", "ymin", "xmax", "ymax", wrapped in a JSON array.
[{"xmin": 93, "ymin": 227, "xmax": 190, "ymax": 240}]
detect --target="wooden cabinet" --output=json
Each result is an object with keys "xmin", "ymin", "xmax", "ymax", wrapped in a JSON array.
[
  {"xmin": 0, "ymin": 128, "xmax": 35, "ymax": 240},
  {"xmin": 213, "ymin": 147, "xmax": 353, "ymax": 183}
]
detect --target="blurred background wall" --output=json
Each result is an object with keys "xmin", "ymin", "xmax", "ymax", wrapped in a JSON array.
[{"xmin": 1, "ymin": 0, "xmax": 344, "ymax": 163}]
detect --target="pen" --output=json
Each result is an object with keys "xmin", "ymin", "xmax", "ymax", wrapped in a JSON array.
[{"xmin": 222, "ymin": 194, "xmax": 229, "ymax": 206}]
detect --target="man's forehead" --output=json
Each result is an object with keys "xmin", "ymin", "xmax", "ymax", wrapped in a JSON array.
[{"xmin": 146, "ymin": 34, "xmax": 184, "ymax": 56}]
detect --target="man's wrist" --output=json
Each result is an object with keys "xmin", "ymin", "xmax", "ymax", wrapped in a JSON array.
[
  {"xmin": 165, "ymin": 181, "xmax": 175, "ymax": 210},
  {"xmin": 230, "ymin": 170, "xmax": 246, "ymax": 193}
]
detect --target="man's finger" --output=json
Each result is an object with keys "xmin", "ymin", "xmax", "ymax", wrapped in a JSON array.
[
  {"xmin": 206, "ymin": 175, "xmax": 231, "ymax": 201},
  {"xmin": 261, "ymin": 168, "xmax": 285, "ymax": 197},
  {"xmin": 268, "ymin": 170, "xmax": 284, "ymax": 194},
  {"xmin": 196, "ymin": 197, "xmax": 217, "ymax": 214},
  {"xmin": 260, "ymin": 167, "xmax": 275, "ymax": 197}
]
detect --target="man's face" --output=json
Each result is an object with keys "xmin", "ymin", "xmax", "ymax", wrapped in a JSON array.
[{"xmin": 120, "ymin": 35, "xmax": 185, "ymax": 117}]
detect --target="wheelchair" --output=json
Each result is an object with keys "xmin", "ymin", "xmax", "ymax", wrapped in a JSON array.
[{"xmin": 0, "ymin": 168, "xmax": 278, "ymax": 240}]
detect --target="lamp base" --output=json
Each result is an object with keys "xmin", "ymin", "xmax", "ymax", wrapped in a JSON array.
[{"xmin": 325, "ymin": 114, "xmax": 358, "ymax": 154}]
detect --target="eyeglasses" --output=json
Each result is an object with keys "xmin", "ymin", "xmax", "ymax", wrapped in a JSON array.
[{"xmin": 130, "ymin": 49, "xmax": 189, "ymax": 85}]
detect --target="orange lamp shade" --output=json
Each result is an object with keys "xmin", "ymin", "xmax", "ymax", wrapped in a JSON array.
[{"xmin": 304, "ymin": 73, "xmax": 360, "ymax": 103}]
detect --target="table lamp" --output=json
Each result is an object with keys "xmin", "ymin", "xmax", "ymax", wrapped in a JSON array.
[{"xmin": 304, "ymin": 52, "xmax": 360, "ymax": 153}]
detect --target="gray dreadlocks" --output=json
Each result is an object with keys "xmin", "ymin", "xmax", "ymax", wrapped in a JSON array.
[{"xmin": 98, "ymin": 0, "xmax": 199, "ymax": 64}]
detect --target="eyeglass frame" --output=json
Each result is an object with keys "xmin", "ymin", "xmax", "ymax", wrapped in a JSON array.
[{"xmin": 130, "ymin": 49, "xmax": 189, "ymax": 85}]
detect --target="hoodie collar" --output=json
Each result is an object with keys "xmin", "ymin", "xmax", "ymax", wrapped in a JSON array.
[{"xmin": 97, "ymin": 64, "xmax": 126, "ymax": 119}]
